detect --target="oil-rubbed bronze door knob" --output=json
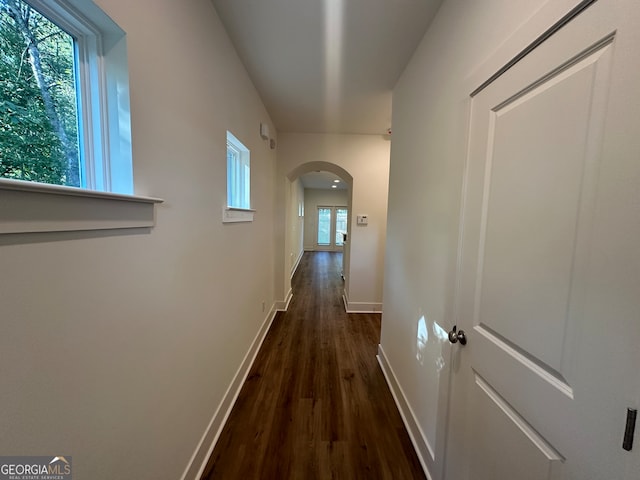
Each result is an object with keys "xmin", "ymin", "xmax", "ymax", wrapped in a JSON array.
[{"xmin": 448, "ymin": 325, "xmax": 467, "ymax": 346}]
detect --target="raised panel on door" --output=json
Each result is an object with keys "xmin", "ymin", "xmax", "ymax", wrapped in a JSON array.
[
  {"xmin": 469, "ymin": 373, "xmax": 563, "ymax": 480},
  {"xmin": 475, "ymin": 46, "xmax": 606, "ymax": 384},
  {"xmin": 448, "ymin": 1, "xmax": 640, "ymax": 479}
]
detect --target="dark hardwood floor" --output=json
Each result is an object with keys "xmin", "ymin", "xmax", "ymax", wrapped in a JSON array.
[{"xmin": 201, "ymin": 251, "xmax": 426, "ymax": 479}]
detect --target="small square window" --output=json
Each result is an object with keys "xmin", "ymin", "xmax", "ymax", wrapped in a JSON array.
[{"xmin": 226, "ymin": 131, "xmax": 250, "ymax": 210}]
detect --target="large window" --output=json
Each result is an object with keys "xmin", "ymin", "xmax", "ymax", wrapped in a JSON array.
[
  {"xmin": 317, "ymin": 207, "xmax": 331, "ymax": 245},
  {"xmin": 0, "ymin": 0, "xmax": 133, "ymax": 193},
  {"xmin": 226, "ymin": 131, "xmax": 250, "ymax": 210}
]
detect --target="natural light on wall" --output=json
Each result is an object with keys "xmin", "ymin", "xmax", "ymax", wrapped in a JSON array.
[
  {"xmin": 323, "ymin": 0, "xmax": 343, "ymax": 129},
  {"xmin": 416, "ymin": 312, "xmax": 449, "ymax": 374},
  {"xmin": 416, "ymin": 315, "xmax": 429, "ymax": 364}
]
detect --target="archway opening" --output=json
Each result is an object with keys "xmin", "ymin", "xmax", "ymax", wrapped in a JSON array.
[{"xmin": 283, "ymin": 161, "xmax": 354, "ymax": 308}]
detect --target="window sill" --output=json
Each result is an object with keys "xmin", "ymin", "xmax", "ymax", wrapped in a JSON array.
[
  {"xmin": 0, "ymin": 179, "xmax": 163, "ymax": 234},
  {"xmin": 222, "ymin": 207, "xmax": 255, "ymax": 223}
]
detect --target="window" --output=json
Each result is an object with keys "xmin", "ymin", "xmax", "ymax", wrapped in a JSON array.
[
  {"xmin": 317, "ymin": 207, "xmax": 331, "ymax": 245},
  {"xmin": 226, "ymin": 130, "xmax": 250, "ymax": 209},
  {"xmin": 335, "ymin": 207, "xmax": 348, "ymax": 246},
  {"xmin": 0, "ymin": 0, "xmax": 134, "ymax": 194},
  {"xmin": 317, "ymin": 206, "xmax": 348, "ymax": 248},
  {"xmin": 0, "ymin": 0, "xmax": 158, "ymax": 236}
]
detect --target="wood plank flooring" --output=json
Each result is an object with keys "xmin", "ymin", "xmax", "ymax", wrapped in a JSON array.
[{"xmin": 201, "ymin": 251, "xmax": 426, "ymax": 479}]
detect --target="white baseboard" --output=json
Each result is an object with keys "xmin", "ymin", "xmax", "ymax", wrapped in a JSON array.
[
  {"xmin": 180, "ymin": 306, "xmax": 278, "ymax": 480},
  {"xmin": 290, "ymin": 250, "xmax": 304, "ymax": 279},
  {"xmin": 276, "ymin": 288, "xmax": 293, "ymax": 312},
  {"xmin": 377, "ymin": 344, "xmax": 434, "ymax": 480},
  {"xmin": 342, "ymin": 290, "xmax": 382, "ymax": 313}
]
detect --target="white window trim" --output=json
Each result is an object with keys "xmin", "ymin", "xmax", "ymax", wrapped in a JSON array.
[
  {"xmin": 316, "ymin": 205, "xmax": 348, "ymax": 248},
  {"xmin": 222, "ymin": 206, "xmax": 256, "ymax": 223},
  {"xmin": 0, "ymin": 179, "xmax": 162, "ymax": 234},
  {"xmin": 24, "ymin": 0, "xmax": 134, "ymax": 194},
  {"xmin": 223, "ymin": 131, "xmax": 253, "ymax": 223}
]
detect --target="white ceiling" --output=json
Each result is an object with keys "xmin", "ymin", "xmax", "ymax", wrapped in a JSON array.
[
  {"xmin": 212, "ymin": 0, "xmax": 443, "ymax": 135},
  {"xmin": 299, "ymin": 170, "xmax": 348, "ymax": 190}
]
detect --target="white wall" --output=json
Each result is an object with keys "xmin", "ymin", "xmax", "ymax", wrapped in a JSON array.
[
  {"xmin": 276, "ymin": 133, "xmax": 390, "ymax": 312},
  {"xmin": 303, "ymin": 188, "xmax": 349, "ymax": 250},
  {"xmin": 286, "ymin": 178, "xmax": 305, "ymax": 277},
  {"xmin": 0, "ymin": 0, "xmax": 277, "ymax": 479},
  {"xmin": 380, "ymin": 0, "xmax": 578, "ymax": 477}
]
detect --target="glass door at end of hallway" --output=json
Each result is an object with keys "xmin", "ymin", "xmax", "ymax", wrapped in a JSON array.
[{"xmin": 317, "ymin": 206, "xmax": 348, "ymax": 251}]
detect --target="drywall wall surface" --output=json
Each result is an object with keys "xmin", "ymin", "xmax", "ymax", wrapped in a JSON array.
[
  {"xmin": 287, "ymin": 178, "xmax": 305, "ymax": 276},
  {"xmin": 380, "ymin": 0, "xmax": 576, "ymax": 477},
  {"xmin": 277, "ymin": 133, "xmax": 390, "ymax": 309},
  {"xmin": 0, "ymin": 0, "xmax": 277, "ymax": 478}
]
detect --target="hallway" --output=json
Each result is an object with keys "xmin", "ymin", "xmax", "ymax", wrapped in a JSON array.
[{"xmin": 201, "ymin": 252, "xmax": 426, "ymax": 479}]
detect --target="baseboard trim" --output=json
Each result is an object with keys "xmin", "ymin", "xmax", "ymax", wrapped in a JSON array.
[
  {"xmin": 276, "ymin": 288, "xmax": 293, "ymax": 312},
  {"xmin": 342, "ymin": 290, "xmax": 382, "ymax": 313},
  {"xmin": 290, "ymin": 250, "xmax": 304, "ymax": 279},
  {"xmin": 180, "ymin": 306, "xmax": 278, "ymax": 480},
  {"xmin": 377, "ymin": 344, "xmax": 434, "ymax": 480}
]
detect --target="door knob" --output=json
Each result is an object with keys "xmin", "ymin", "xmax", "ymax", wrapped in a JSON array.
[{"xmin": 448, "ymin": 325, "xmax": 467, "ymax": 346}]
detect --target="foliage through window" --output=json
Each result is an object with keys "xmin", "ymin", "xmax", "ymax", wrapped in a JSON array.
[
  {"xmin": 1, "ymin": 0, "xmax": 80, "ymax": 186},
  {"xmin": 317, "ymin": 207, "xmax": 331, "ymax": 245},
  {"xmin": 317, "ymin": 206, "xmax": 348, "ymax": 247},
  {"xmin": 0, "ymin": 0, "xmax": 133, "ymax": 194},
  {"xmin": 226, "ymin": 131, "xmax": 250, "ymax": 210}
]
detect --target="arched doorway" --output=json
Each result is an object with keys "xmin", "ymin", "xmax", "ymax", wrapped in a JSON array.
[{"xmin": 282, "ymin": 161, "xmax": 353, "ymax": 309}]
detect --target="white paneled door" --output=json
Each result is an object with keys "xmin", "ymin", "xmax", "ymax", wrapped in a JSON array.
[{"xmin": 447, "ymin": 1, "xmax": 640, "ymax": 479}]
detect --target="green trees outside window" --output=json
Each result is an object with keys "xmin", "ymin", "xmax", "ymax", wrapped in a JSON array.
[
  {"xmin": 1, "ymin": 0, "xmax": 80, "ymax": 187},
  {"xmin": 317, "ymin": 207, "xmax": 331, "ymax": 245}
]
